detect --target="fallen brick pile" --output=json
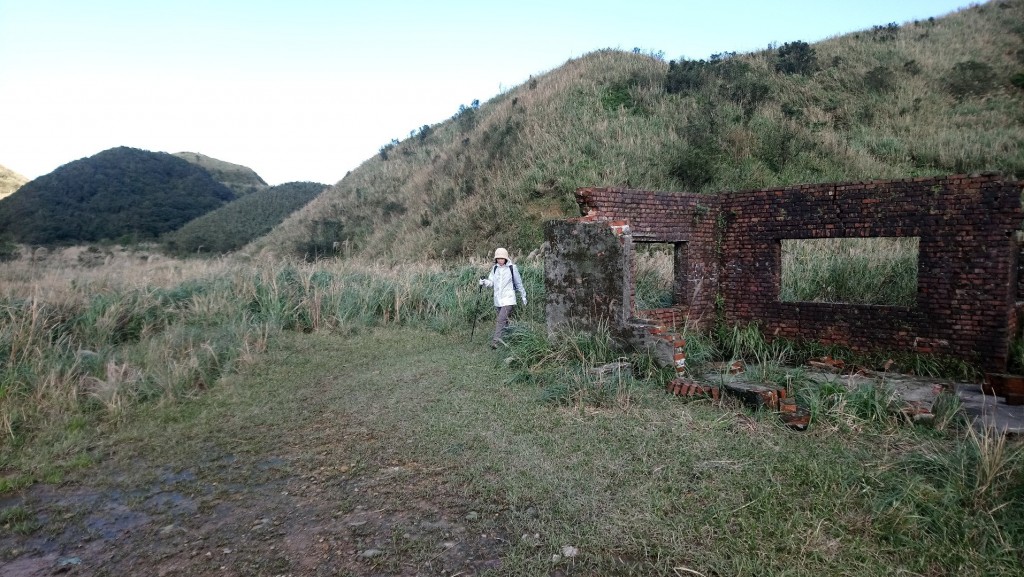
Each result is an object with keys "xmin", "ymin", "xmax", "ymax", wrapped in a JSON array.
[
  {"xmin": 666, "ymin": 371, "xmax": 810, "ymax": 430},
  {"xmin": 656, "ymin": 331, "xmax": 950, "ymax": 431},
  {"xmin": 667, "ymin": 372, "xmax": 945, "ymax": 431}
]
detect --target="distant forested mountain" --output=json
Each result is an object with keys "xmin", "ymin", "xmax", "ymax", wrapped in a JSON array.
[
  {"xmin": 173, "ymin": 152, "xmax": 269, "ymax": 197},
  {"xmin": 0, "ymin": 147, "xmax": 236, "ymax": 245},
  {"xmin": 162, "ymin": 181, "xmax": 325, "ymax": 255},
  {"xmin": 0, "ymin": 164, "xmax": 27, "ymax": 201}
]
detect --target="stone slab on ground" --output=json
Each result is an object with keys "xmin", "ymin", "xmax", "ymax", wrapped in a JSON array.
[
  {"xmin": 957, "ymin": 384, "xmax": 1024, "ymax": 435},
  {"xmin": 704, "ymin": 367, "xmax": 1024, "ymax": 435}
]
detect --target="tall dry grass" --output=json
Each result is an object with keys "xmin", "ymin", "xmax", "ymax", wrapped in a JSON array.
[
  {"xmin": 780, "ymin": 237, "xmax": 919, "ymax": 306},
  {"xmin": 0, "ymin": 249, "xmax": 544, "ymax": 453}
]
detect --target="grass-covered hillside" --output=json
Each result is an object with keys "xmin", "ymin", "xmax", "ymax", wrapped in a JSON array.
[
  {"xmin": 173, "ymin": 151, "xmax": 269, "ymax": 197},
  {"xmin": 0, "ymin": 147, "xmax": 236, "ymax": 245},
  {"xmin": 254, "ymin": 1, "xmax": 1024, "ymax": 261},
  {"xmin": 161, "ymin": 181, "xmax": 326, "ymax": 256},
  {"xmin": 0, "ymin": 164, "xmax": 27, "ymax": 201}
]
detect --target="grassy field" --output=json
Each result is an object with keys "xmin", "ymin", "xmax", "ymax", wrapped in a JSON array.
[
  {"xmin": 4, "ymin": 4, "xmax": 1023, "ymax": 572},
  {"xmin": 1, "ymin": 250, "xmax": 1022, "ymax": 575},
  {"xmin": 0, "ymin": 248, "xmax": 543, "ymax": 469},
  {"xmin": 4, "ymin": 325, "xmax": 1020, "ymax": 575}
]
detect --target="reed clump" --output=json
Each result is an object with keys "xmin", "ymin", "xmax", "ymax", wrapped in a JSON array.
[{"xmin": 0, "ymin": 248, "xmax": 544, "ymax": 454}]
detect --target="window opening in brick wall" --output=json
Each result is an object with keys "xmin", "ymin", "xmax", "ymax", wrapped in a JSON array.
[
  {"xmin": 635, "ymin": 242, "xmax": 687, "ymax": 309},
  {"xmin": 779, "ymin": 237, "xmax": 919, "ymax": 307}
]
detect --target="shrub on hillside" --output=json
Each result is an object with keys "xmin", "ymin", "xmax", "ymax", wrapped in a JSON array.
[
  {"xmin": 598, "ymin": 78, "xmax": 638, "ymax": 113},
  {"xmin": 632, "ymin": 46, "xmax": 666, "ymax": 61},
  {"xmin": 870, "ymin": 23, "xmax": 900, "ymax": 42},
  {"xmin": 666, "ymin": 105, "xmax": 727, "ymax": 190},
  {"xmin": 736, "ymin": 84, "xmax": 773, "ymax": 122},
  {"xmin": 864, "ymin": 66, "xmax": 897, "ymax": 93},
  {"xmin": 298, "ymin": 218, "xmax": 346, "ymax": 261},
  {"xmin": 481, "ymin": 116, "xmax": 523, "ymax": 164},
  {"xmin": 757, "ymin": 122, "xmax": 803, "ymax": 173},
  {"xmin": 666, "ymin": 53, "xmax": 772, "ymax": 121},
  {"xmin": 774, "ymin": 41, "xmax": 817, "ymax": 76},
  {"xmin": 379, "ymin": 139, "xmax": 398, "ymax": 161},
  {"xmin": 665, "ymin": 59, "xmax": 712, "ymax": 94},
  {"xmin": 0, "ymin": 238, "xmax": 20, "ymax": 262},
  {"xmin": 453, "ymin": 100, "xmax": 480, "ymax": 132},
  {"xmin": 945, "ymin": 60, "xmax": 996, "ymax": 99},
  {"xmin": 665, "ymin": 53, "xmax": 744, "ymax": 95},
  {"xmin": 667, "ymin": 143, "xmax": 721, "ymax": 191},
  {"xmin": 77, "ymin": 246, "xmax": 108, "ymax": 267}
]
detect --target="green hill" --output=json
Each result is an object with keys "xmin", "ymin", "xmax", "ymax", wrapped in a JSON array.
[
  {"xmin": 173, "ymin": 151, "xmax": 269, "ymax": 197},
  {"xmin": 0, "ymin": 147, "xmax": 236, "ymax": 245},
  {"xmin": 0, "ymin": 164, "xmax": 27, "ymax": 201},
  {"xmin": 162, "ymin": 181, "xmax": 325, "ymax": 256},
  {"xmin": 252, "ymin": 1, "xmax": 1023, "ymax": 261}
]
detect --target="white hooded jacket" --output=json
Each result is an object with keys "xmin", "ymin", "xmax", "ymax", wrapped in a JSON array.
[{"xmin": 483, "ymin": 262, "xmax": 527, "ymax": 307}]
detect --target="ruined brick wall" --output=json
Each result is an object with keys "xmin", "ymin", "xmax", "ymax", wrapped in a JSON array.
[
  {"xmin": 572, "ymin": 187, "xmax": 720, "ymax": 329},
  {"xmin": 547, "ymin": 174, "xmax": 1023, "ymax": 372},
  {"xmin": 719, "ymin": 175, "xmax": 1022, "ymax": 371}
]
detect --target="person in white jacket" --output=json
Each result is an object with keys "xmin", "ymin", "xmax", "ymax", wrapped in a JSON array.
[{"xmin": 479, "ymin": 247, "xmax": 527, "ymax": 348}]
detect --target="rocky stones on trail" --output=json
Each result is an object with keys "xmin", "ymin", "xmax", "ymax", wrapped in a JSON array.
[
  {"xmin": 55, "ymin": 556, "xmax": 81, "ymax": 568},
  {"xmin": 521, "ymin": 532, "xmax": 542, "ymax": 547},
  {"xmin": 419, "ymin": 518, "xmax": 454, "ymax": 532}
]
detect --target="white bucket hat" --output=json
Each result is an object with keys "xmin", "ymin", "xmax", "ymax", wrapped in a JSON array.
[{"xmin": 493, "ymin": 247, "xmax": 510, "ymax": 261}]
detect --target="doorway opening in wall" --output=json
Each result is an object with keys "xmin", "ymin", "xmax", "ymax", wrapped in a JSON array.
[
  {"xmin": 635, "ymin": 242, "xmax": 686, "ymax": 310},
  {"xmin": 779, "ymin": 237, "xmax": 919, "ymax": 307}
]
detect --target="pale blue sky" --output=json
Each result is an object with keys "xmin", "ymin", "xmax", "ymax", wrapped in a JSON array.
[{"xmin": 0, "ymin": 0, "xmax": 971, "ymax": 185}]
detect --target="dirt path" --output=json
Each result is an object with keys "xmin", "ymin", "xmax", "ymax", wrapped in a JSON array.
[{"xmin": 1, "ymin": 330, "xmax": 512, "ymax": 576}]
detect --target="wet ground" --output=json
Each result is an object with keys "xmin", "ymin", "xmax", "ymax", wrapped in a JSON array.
[{"xmin": 1, "ymin": 452, "xmax": 508, "ymax": 577}]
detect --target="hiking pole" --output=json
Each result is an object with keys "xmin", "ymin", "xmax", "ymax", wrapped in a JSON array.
[{"xmin": 469, "ymin": 283, "xmax": 485, "ymax": 341}]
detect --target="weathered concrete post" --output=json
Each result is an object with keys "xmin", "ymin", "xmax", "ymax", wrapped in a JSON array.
[{"xmin": 544, "ymin": 219, "xmax": 633, "ymax": 338}]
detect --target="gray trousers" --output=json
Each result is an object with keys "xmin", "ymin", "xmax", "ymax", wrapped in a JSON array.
[{"xmin": 493, "ymin": 305, "xmax": 514, "ymax": 344}]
